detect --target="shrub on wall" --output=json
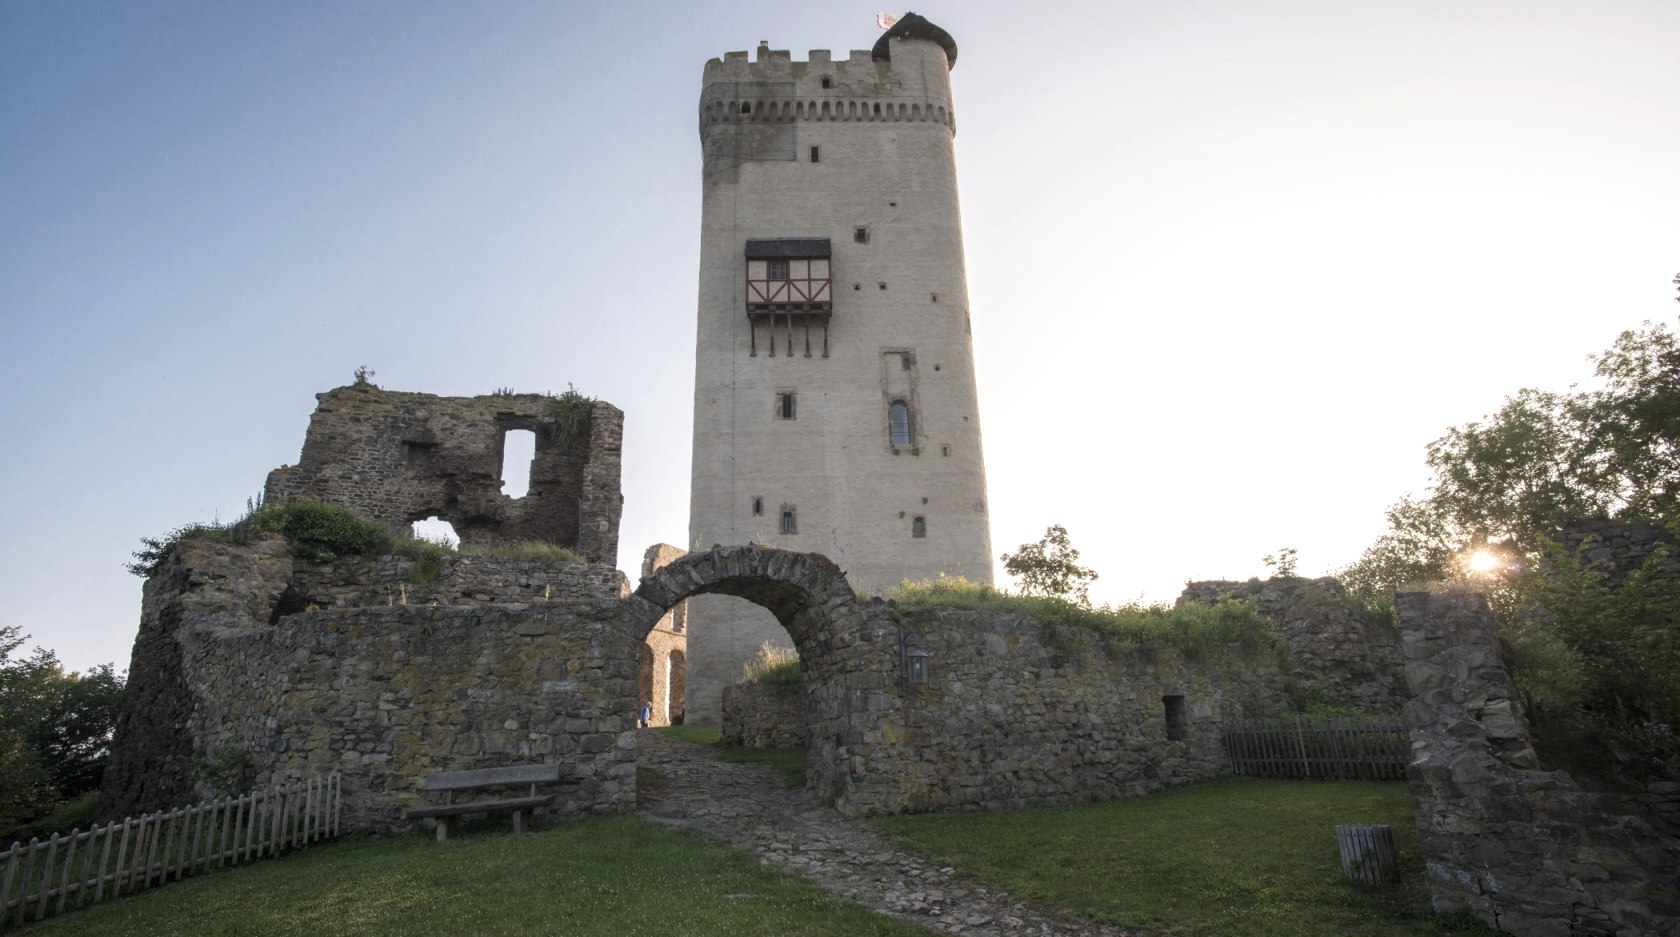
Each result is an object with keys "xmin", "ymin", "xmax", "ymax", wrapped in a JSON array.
[
  {"xmin": 892, "ymin": 576, "xmax": 1279, "ymax": 658},
  {"xmin": 742, "ymin": 642, "xmax": 801, "ymax": 685}
]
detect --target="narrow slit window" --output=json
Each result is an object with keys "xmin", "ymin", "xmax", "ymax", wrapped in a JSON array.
[
  {"xmin": 777, "ymin": 391, "xmax": 797, "ymax": 420},
  {"xmin": 810, "ymin": 146, "xmax": 820, "ymax": 163},
  {"xmin": 751, "ymin": 496, "xmax": 763, "ymax": 517},
  {"xmin": 889, "ymin": 401, "xmax": 912, "ymax": 447},
  {"xmin": 912, "ymin": 516, "xmax": 926, "ymax": 538}
]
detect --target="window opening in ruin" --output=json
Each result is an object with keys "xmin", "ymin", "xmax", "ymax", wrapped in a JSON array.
[
  {"xmin": 777, "ymin": 391, "xmax": 797, "ymax": 420},
  {"xmin": 412, "ymin": 516, "xmax": 460, "ymax": 548},
  {"xmin": 1163, "ymin": 695, "xmax": 1188, "ymax": 741},
  {"xmin": 820, "ymin": 76, "xmax": 832, "ymax": 89},
  {"xmin": 912, "ymin": 516, "xmax": 926, "ymax": 538},
  {"xmin": 889, "ymin": 401, "xmax": 912, "ymax": 447},
  {"xmin": 752, "ymin": 496, "xmax": 763, "ymax": 516},
  {"xmin": 810, "ymin": 146, "xmax": 820, "ymax": 163},
  {"xmin": 740, "ymin": 102, "xmax": 751, "ymax": 114},
  {"xmin": 768, "ymin": 258, "xmax": 789, "ymax": 280},
  {"xmin": 854, "ymin": 226, "xmax": 869, "ymax": 244},
  {"xmin": 500, "ymin": 428, "xmax": 536, "ymax": 499},
  {"xmin": 780, "ymin": 507, "xmax": 797, "ymax": 535}
]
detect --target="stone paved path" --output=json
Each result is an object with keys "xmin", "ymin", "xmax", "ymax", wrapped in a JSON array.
[{"xmin": 635, "ymin": 730, "xmax": 1133, "ymax": 937}]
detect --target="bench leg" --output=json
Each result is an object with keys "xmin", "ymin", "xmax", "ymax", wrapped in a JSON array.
[
  {"xmin": 436, "ymin": 817, "xmax": 454, "ymax": 842},
  {"xmin": 511, "ymin": 809, "xmax": 528, "ymax": 835}
]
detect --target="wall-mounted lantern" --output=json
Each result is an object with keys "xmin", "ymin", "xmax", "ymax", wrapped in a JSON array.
[{"xmin": 903, "ymin": 647, "xmax": 930, "ymax": 686}]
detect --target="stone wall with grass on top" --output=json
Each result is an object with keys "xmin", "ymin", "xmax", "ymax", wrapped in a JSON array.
[
  {"xmin": 832, "ymin": 606, "xmax": 1290, "ymax": 815},
  {"xmin": 722, "ymin": 684, "xmax": 805, "ymax": 748},
  {"xmin": 103, "ymin": 536, "xmax": 639, "ymax": 830},
  {"xmin": 1398, "ymin": 588, "xmax": 1680, "ymax": 937},
  {"xmin": 282, "ymin": 549, "xmax": 627, "ymax": 612},
  {"xmin": 1179, "ymin": 576, "xmax": 1407, "ymax": 712}
]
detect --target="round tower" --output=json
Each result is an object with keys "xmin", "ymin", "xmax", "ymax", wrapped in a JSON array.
[{"xmin": 686, "ymin": 14, "xmax": 991, "ymax": 723}]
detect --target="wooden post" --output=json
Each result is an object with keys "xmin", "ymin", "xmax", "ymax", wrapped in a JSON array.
[{"xmin": 1335, "ymin": 824, "xmax": 1398, "ymax": 885}]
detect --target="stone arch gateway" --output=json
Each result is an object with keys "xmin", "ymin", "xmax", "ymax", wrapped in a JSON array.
[{"xmin": 619, "ymin": 545, "xmax": 890, "ymax": 806}]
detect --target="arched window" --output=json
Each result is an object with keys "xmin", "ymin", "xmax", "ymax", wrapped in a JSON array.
[{"xmin": 888, "ymin": 401, "xmax": 911, "ymax": 447}]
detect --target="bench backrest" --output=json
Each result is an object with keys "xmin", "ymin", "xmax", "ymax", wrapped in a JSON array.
[{"xmin": 420, "ymin": 763, "xmax": 562, "ymax": 792}]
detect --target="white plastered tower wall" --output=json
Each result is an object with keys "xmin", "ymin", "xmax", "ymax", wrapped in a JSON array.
[{"xmin": 686, "ymin": 16, "xmax": 992, "ymax": 724}]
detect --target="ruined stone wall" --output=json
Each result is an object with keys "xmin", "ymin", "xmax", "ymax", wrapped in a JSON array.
[
  {"xmin": 1558, "ymin": 518, "xmax": 1678, "ymax": 583},
  {"xmin": 636, "ymin": 544, "xmax": 688, "ymax": 726},
  {"xmin": 282, "ymin": 552, "xmax": 627, "ymax": 611},
  {"xmin": 1398, "ymin": 589, "xmax": 1680, "ymax": 936},
  {"xmin": 104, "ymin": 537, "xmax": 639, "ymax": 830},
  {"xmin": 264, "ymin": 385, "xmax": 622, "ymax": 561},
  {"xmin": 722, "ymin": 683, "xmax": 805, "ymax": 748},
  {"xmin": 835, "ymin": 606, "xmax": 1289, "ymax": 815},
  {"xmin": 1180, "ymin": 576, "xmax": 1407, "ymax": 712}
]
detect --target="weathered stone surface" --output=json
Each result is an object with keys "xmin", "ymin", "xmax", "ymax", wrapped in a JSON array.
[
  {"xmin": 1398, "ymin": 588, "xmax": 1680, "ymax": 936},
  {"xmin": 723, "ymin": 683, "xmax": 805, "ymax": 748},
  {"xmin": 264, "ymin": 384, "xmax": 622, "ymax": 562},
  {"xmin": 103, "ymin": 537, "xmax": 638, "ymax": 830},
  {"xmin": 113, "ymin": 540, "xmax": 1296, "ymax": 833},
  {"xmin": 1180, "ymin": 576, "xmax": 1408, "ymax": 711}
]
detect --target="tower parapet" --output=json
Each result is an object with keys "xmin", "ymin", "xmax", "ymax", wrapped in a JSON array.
[{"xmin": 700, "ymin": 17, "xmax": 958, "ymax": 140}]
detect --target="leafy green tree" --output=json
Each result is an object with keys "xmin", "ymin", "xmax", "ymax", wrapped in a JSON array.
[
  {"xmin": 0, "ymin": 627, "xmax": 125, "ymax": 834},
  {"xmin": 1001, "ymin": 525, "xmax": 1098, "ymax": 605},
  {"xmin": 1341, "ymin": 319, "xmax": 1678, "ymax": 602}
]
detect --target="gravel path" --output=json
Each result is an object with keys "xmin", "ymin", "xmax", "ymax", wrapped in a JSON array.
[{"xmin": 634, "ymin": 730, "xmax": 1132, "ymax": 937}]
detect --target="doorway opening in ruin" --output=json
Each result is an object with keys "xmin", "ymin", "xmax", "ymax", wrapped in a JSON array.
[
  {"xmin": 625, "ymin": 546, "xmax": 869, "ymax": 805},
  {"xmin": 500, "ymin": 428, "xmax": 536, "ymax": 498},
  {"xmin": 412, "ymin": 516, "xmax": 460, "ymax": 547}
]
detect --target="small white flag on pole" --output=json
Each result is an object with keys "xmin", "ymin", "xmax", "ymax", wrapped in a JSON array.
[{"xmin": 876, "ymin": 13, "xmax": 899, "ymax": 29}]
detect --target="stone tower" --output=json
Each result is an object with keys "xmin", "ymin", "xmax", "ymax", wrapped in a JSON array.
[{"xmin": 685, "ymin": 14, "xmax": 993, "ymax": 724}]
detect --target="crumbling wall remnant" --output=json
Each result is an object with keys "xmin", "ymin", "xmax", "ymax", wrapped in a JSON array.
[
  {"xmin": 264, "ymin": 384, "xmax": 622, "ymax": 561},
  {"xmin": 1180, "ymin": 576, "xmax": 1408, "ymax": 712},
  {"xmin": 1398, "ymin": 588, "xmax": 1680, "ymax": 936}
]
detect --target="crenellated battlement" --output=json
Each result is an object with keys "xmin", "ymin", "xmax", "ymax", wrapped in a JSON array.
[
  {"xmin": 698, "ymin": 94, "xmax": 954, "ymax": 137},
  {"xmin": 700, "ymin": 40, "xmax": 956, "ymax": 138}
]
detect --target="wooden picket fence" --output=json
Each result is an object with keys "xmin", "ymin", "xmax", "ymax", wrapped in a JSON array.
[
  {"xmin": 0, "ymin": 773, "xmax": 340, "ymax": 929},
  {"xmin": 1224, "ymin": 717, "xmax": 1410, "ymax": 780}
]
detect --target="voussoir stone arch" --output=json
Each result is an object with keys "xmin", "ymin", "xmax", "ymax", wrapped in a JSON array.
[
  {"xmin": 621, "ymin": 544, "xmax": 882, "ymax": 805},
  {"xmin": 624, "ymin": 544, "xmax": 863, "ymax": 657}
]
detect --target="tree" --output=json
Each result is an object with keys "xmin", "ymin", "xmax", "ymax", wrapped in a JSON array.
[
  {"xmin": 0, "ymin": 627, "xmax": 125, "ymax": 833},
  {"xmin": 1341, "ymin": 319, "xmax": 1679, "ymax": 602},
  {"xmin": 1001, "ymin": 525, "xmax": 1098, "ymax": 605}
]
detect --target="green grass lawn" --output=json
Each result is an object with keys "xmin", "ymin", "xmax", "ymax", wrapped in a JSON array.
[
  {"xmin": 22, "ymin": 815, "xmax": 933, "ymax": 937},
  {"xmin": 874, "ymin": 777, "xmax": 1497, "ymax": 937},
  {"xmin": 661, "ymin": 725, "xmax": 806, "ymax": 788}
]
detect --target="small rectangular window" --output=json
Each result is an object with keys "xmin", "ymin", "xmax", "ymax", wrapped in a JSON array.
[
  {"xmin": 820, "ymin": 76, "xmax": 833, "ymax": 89},
  {"xmin": 751, "ymin": 496, "xmax": 763, "ymax": 517},
  {"xmin": 854, "ymin": 227, "xmax": 869, "ymax": 244},
  {"xmin": 1163, "ymin": 695, "xmax": 1188, "ymax": 741},
  {"xmin": 768, "ymin": 258, "xmax": 789, "ymax": 280},
  {"xmin": 777, "ymin": 391, "xmax": 797, "ymax": 420},
  {"xmin": 911, "ymin": 516, "xmax": 926, "ymax": 538},
  {"xmin": 780, "ymin": 508, "xmax": 797, "ymax": 535},
  {"xmin": 810, "ymin": 146, "xmax": 820, "ymax": 163}
]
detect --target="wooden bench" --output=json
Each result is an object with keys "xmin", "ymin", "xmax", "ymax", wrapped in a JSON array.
[{"xmin": 403, "ymin": 763, "xmax": 562, "ymax": 841}]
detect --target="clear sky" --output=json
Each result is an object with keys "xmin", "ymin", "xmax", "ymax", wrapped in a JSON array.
[{"xmin": 3, "ymin": 1, "xmax": 1677, "ymax": 673}]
